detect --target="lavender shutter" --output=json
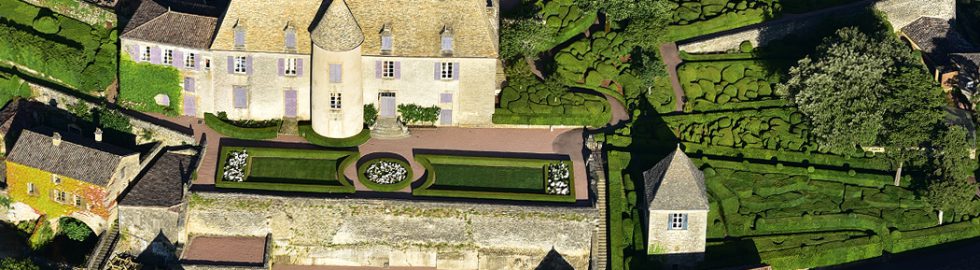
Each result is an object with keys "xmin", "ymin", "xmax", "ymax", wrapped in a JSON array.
[
  {"xmin": 246, "ymin": 56, "xmax": 253, "ymax": 75},
  {"xmin": 375, "ymin": 61, "xmax": 382, "ymax": 78},
  {"xmin": 173, "ymin": 50, "xmax": 184, "ymax": 68},
  {"xmin": 394, "ymin": 61, "xmax": 401, "ymax": 79},
  {"xmin": 453, "ymin": 62, "xmax": 460, "ymax": 80},
  {"xmin": 441, "ymin": 93, "xmax": 452, "ymax": 103},
  {"xmin": 440, "ymin": 109, "xmax": 452, "ymax": 125},
  {"xmin": 234, "ymin": 31, "xmax": 245, "ymax": 47},
  {"xmin": 196, "ymin": 56, "xmax": 202, "ymax": 71},
  {"xmin": 227, "ymin": 56, "xmax": 234, "ymax": 74},
  {"xmin": 297, "ymin": 59, "xmax": 304, "ymax": 76},
  {"xmin": 129, "ymin": 45, "xmax": 138, "ymax": 59},
  {"xmin": 233, "ymin": 87, "xmax": 247, "ymax": 108},
  {"xmin": 183, "ymin": 95, "xmax": 196, "ymax": 116},
  {"xmin": 284, "ymin": 89, "xmax": 297, "ymax": 117},
  {"xmin": 150, "ymin": 47, "xmax": 161, "ymax": 64},
  {"xmin": 285, "ymin": 32, "xmax": 296, "ymax": 49},
  {"xmin": 277, "ymin": 59, "xmax": 284, "ymax": 76},
  {"xmin": 184, "ymin": 77, "xmax": 195, "ymax": 92},
  {"xmin": 434, "ymin": 62, "xmax": 440, "ymax": 80}
]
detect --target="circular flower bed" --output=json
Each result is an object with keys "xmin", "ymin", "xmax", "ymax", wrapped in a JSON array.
[{"xmin": 357, "ymin": 158, "xmax": 414, "ymax": 192}]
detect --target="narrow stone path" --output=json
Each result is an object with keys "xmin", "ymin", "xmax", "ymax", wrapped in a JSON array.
[
  {"xmin": 658, "ymin": 42, "xmax": 686, "ymax": 112},
  {"xmin": 604, "ymin": 94, "xmax": 630, "ymax": 126},
  {"xmin": 588, "ymin": 139, "xmax": 608, "ymax": 270}
]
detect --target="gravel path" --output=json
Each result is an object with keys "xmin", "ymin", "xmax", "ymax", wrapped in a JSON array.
[{"xmin": 659, "ymin": 42, "xmax": 686, "ymax": 112}]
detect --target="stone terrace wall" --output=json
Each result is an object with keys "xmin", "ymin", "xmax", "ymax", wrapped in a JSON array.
[
  {"xmin": 30, "ymin": 83, "xmax": 196, "ymax": 146},
  {"xmin": 184, "ymin": 192, "xmax": 598, "ymax": 270},
  {"xmin": 678, "ymin": 0, "xmax": 956, "ymax": 53}
]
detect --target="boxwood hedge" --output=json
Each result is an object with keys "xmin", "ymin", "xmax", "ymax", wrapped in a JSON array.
[{"xmin": 204, "ymin": 113, "xmax": 280, "ymax": 140}]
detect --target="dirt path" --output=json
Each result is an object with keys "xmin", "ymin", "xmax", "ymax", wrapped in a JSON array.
[{"xmin": 659, "ymin": 42, "xmax": 686, "ymax": 112}]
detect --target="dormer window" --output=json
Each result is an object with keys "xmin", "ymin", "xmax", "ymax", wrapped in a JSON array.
[
  {"xmin": 285, "ymin": 26, "xmax": 297, "ymax": 52},
  {"xmin": 234, "ymin": 21, "xmax": 246, "ymax": 50},
  {"xmin": 52, "ymin": 174, "xmax": 61, "ymax": 185},
  {"xmin": 381, "ymin": 24, "xmax": 393, "ymax": 55},
  {"xmin": 441, "ymin": 26, "xmax": 454, "ymax": 56}
]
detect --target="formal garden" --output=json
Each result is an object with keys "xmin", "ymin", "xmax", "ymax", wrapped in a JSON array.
[
  {"xmin": 0, "ymin": 0, "xmax": 116, "ymax": 95},
  {"xmin": 215, "ymin": 146, "xmax": 359, "ymax": 193},
  {"xmin": 413, "ymin": 154, "xmax": 576, "ymax": 203}
]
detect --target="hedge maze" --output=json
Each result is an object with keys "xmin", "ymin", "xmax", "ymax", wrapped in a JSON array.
[
  {"xmin": 667, "ymin": 0, "xmax": 778, "ymax": 26},
  {"xmin": 494, "ymin": 60, "xmax": 612, "ymax": 126}
]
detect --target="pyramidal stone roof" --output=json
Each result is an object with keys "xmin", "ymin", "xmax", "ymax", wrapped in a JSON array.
[
  {"xmin": 311, "ymin": 0, "xmax": 364, "ymax": 51},
  {"xmin": 642, "ymin": 145, "xmax": 709, "ymax": 211}
]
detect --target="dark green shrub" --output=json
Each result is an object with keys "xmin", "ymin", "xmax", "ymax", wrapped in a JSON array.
[
  {"xmin": 739, "ymin": 40, "xmax": 754, "ymax": 53},
  {"xmin": 204, "ymin": 113, "xmax": 279, "ymax": 140},
  {"xmin": 58, "ymin": 218, "xmax": 91, "ymax": 242},
  {"xmin": 298, "ymin": 122, "xmax": 370, "ymax": 148},
  {"xmin": 31, "ymin": 15, "xmax": 59, "ymax": 34},
  {"xmin": 364, "ymin": 104, "xmax": 378, "ymax": 126}
]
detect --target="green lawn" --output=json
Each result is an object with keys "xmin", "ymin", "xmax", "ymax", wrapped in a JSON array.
[
  {"xmin": 247, "ymin": 157, "xmax": 338, "ymax": 185},
  {"xmin": 430, "ymin": 164, "xmax": 543, "ymax": 192}
]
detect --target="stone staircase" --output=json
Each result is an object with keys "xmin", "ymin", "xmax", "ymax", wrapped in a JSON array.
[
  {"xmin": 587, "ymin": 137, "xmax": 608, "ymax": 270},
  {"xmin": 279, "ymin": 118, "xmax": 299, "ymax": 135},
  {"xmin": 86, "ymin": 221, "xmax": 119, "ymax": 270},
  {"xmin": 370, "ymin": 117, "xmax": 410, "ymax": 139}
]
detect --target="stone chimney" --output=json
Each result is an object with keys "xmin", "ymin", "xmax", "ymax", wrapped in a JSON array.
[
  {"xmin": 52, "ymin": 132, "xmax": 62, "ymax": 146},
  {"xmin": 94, "ymin": 128, "xmax": 103, "ymax": 142}
]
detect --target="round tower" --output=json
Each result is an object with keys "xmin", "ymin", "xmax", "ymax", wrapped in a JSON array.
[{"xmin": 310, "ymin": 0, "xmax": 364, "ymax": 138}]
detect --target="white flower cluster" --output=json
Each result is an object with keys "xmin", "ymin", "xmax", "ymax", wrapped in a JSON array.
[
  {"xmin": 547, "ymin": 162, "xmax": 571, "ymax": 195},
  {"xmin": 223, "ymin": 150, "xmax": 249, "ymax": 182},
  {"xmin": 366, "ymin": 160, "xmax": 408, "ymax": 185}
]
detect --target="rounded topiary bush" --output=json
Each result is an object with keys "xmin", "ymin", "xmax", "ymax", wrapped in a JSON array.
[
  {"xmin": 357, "ymin": 158, "xmax": 413, "ymax": 192},
  {"xmin": 32, "ymin": 15, "xmax": 60, "ymax": 34},
  {"xmin": 739, "ymin": 40, "xmax": 753, "ymax": 53}
]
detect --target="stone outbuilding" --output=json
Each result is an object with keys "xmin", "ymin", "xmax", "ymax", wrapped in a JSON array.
[{"xmin": 641, "ymin": 146, "xmax": 709, "ymax": 269}]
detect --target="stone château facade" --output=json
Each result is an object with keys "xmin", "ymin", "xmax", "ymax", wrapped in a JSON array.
[{"xmin": 121, "ymin": 0, "xmax": 501, "ymax": 138}]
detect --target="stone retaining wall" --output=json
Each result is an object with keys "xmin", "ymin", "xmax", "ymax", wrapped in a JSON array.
[
  {"xmin": 678, "ymin": 0, "xmax": 956, "ymax": 53},
  {"xmin": 30, "ymin": 83, "xmax": 196, "ymax": 146},
  {"xmin": 184, "ymin": 192, "xmax": 597, "ymax": 270}
]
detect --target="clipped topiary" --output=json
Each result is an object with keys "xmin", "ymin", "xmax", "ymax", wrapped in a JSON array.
[
  {"xmin": 739, "ymin": 40, "xmax": 754, "ymax": 53},
  {"xmin": 700, "ymin": 66, "xmax": 722, "ymax": 83},
  {"xmin": 32, "ymin": 15, "xmax": 60, "ymax": 34},
  {"xmin": 722, "ymin": 63, "xmax": 746, "ymax": 83}
]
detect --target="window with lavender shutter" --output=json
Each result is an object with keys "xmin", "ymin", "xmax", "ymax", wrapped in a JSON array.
[
  {"xmin": 277, "ymin": 59, "xmax": 284, "ymax": 76},
  {"xmin": 233, "ymin": 86, "xmax": 248, "ymax": 108},
  {"xmin": 441, "ymin": 36, "xmax": 453, "ymax": 52},
  {"xmin": 440, "ymin": 109, "xmax": 452, "ymax": 125},
  {"xmin": 440, "ymin": 93, "xmax": 453, "ymax": 103},
  {"xmin": 130, "ymin": 44, "xmax": 139, "ymax": 59},
  {"xmin": 227, "ymin": 56, "xmax": 234, "ymax": 74},
  {"xmin": 453, "ymin": 62, "xmax": 460, "ymax": 80},
  {"xmin": 297, "ymin": 59, "xmax": 304, "ymax": 76},
  {"xmin": 234, "ymin": 28, "xmax": 245, "ymax": 49},
  {"xmin": 375, "ymin": 61, "xmax": 382, "ymax": 79},
  {"xmin": 285, "ymin": 30, "xmax": 296, "ymax": 50},
  {"xmin": 150, "ymin": 47, "xmax": 161, "ymax": 64},
  {"xmin": 394, "ymin": 61, "xmax": 401, "ymax": 79},
  {"xmin": 330, "ymin": 64, "xmax": 342, "ymax": 83},
  {"xmin": 184, "ymin": 77, "xmax": 195, "ymax": 92},
  {"xmin": 173, "ymin": 50, "xmax": 184, "ymax": 68}
]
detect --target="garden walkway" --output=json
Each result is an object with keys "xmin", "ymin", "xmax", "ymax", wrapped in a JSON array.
[{"xmin": 659, "ymin": 42, "xmax": 686, "ymax": 112}]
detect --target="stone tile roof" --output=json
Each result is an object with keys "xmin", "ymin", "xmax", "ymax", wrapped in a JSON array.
[
  {"xmin": 119, "ymin": 152, "xmax": 194, "ymax": 207},
  {"xmin": 121, "ymin": 0, "xmax": 219, "ymax": 49},
  {"xmin": 642, "ymin": 146, "xmax": 709, "ymax": 211},
  {"xmin": 211, "ymin": 0, "xmax": 498, "ymax": 57},
  {"xmin": 310, "ymin": 0, "xmax": 363, "ymax": 51},
  {"xmin": 7, "ymin": 128, "xmax": 137, "ymax": 186},
  {"xmin": 901, "ymin": 17, "xmax": 977, "ymax": 67}
]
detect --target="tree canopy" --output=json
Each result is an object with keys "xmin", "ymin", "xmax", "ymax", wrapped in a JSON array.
[
  {"xmin": 0, "ymin": 258, "xmax": 40, "ymax": 270},
  {"xmin": 59, "ymin": 218, "xmax": 92, "ymax": 242},
  {"xmin": 779, "ymin": 27, "xmax": 937, "ymax": 154}
]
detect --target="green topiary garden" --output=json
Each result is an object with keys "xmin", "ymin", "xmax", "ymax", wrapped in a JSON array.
[{"xmin": 678, "ymin": 60, "xmax": 782, "ymax": 111}]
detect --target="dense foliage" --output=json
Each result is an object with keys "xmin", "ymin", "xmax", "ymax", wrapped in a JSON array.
[
  {"xmin": 495, "ymin": 60, "xmax": 611, "ymax": 126},
  {"xmin": 364, "ymin": 104, "xmax": 378, "ymax": 126},
  {"xmin": 397, "ymin": 104, "xmax": 440, "ymax": 125},
  {"xmin": 119, "ymin": 56, "xmax": 181, "ymax": 115},
  {"xmin": 58, "ymin": 218, "xmax": 92, "ymax": 241},
  {"xmin": 0, "ymin": 258, "xmax": 40, "ymax": 270}
]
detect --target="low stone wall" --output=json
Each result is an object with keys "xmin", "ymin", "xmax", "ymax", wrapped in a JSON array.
[
  {"xmin": 184, "ymin": 192, "xmax": 597, "ymax": 270},
  {"xmin": 678, "ymin": 0, "xmax": 955, "ymax": 53},
  {"xmin": 30, "ymin": 83, "xmax": 196, "ymax": 146}
]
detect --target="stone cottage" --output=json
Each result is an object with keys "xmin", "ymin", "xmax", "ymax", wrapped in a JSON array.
[
  {"xmin": 120, "ymin": 0, "xmax": 501, "ymax": 138},
  {"xmin": 641, "ymin": 146, "xmax": 709, "ymax": 269},
  {"xmin": 5, "ymin": 128, "xmax": 141, "ymax": 234},
  {"xmin": 117, "ymin": 151, "xmax": 196, "ymax": 264}
]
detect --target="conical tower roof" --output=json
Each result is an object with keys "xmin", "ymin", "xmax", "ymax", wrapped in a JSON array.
[
  {"xmin": 311, "ymin": 0, "xmax": 363, "ymax": 51},
  {"xmin": 642, "ymin": 145, "xmax": 709, "ymax": 211}
]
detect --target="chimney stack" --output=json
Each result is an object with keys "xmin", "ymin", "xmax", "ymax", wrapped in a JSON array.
[
  {"xmin": 52, "ymin": 132, "xmax": 62, "ymax": 146},
  {"xmin": 94, "ymin": 128, "xmax": 103, "ymax": 142}
]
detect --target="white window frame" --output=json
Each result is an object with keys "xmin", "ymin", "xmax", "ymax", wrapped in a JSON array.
[
  {"xmin": 669, "ymin": 213, "xmax": 687, "ymax": 230},
  {"xmin": 163, "ymin": 49, "xmax": 174, "ymax": 64},
  {"xmin": 185, "ymin": 53, "xmax": 196, "ymax": 68},
  {"xmin": 440, "ymin": 62, "xmax": 454, "ymax": 80},
  {"xmin": 285, "ymin": 58, "xmax": 297, "ymax": 76},
  {"xmin": 234, "ymin": 56, "xmax": 247, "ymax": 74},
  {"xmin": 140, "ymin": 46, "xmax": 151, "ymax": 62},
  {"xmin": 27, "ymin": 182, "xmax": 35, "ymax": 195},
  {"xmin": 330, "ymin": 92, "xmax": 342, "ymax": 109},
  {"xmin": 74, "ymin": 194, "xmax": 83, "ymax": 207},
  {"xmin": 382, "ymin": 61, "xmax": 395, "ymax": 79},
  {"xmin": 51, "ymin": 174, "xmax": 61, "ymax": 185}
]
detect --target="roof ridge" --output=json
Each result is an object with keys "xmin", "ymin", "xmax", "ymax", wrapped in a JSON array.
[{"xmin": 123, "ymin": 8, "xmax": 171, "ymax": 36}]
